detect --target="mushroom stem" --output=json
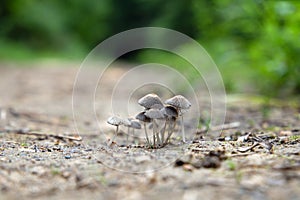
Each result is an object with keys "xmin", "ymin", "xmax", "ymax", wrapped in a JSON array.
[
  {"xmin": 180, "ymin": 115, "xmax": 186, "ymax": 142},
  {"xmin": 109, "ymin": 125, "xmax": 119, "ymax": 146},
  {"xmin": 153, "ymin": 119, "xmax": 156, "ymax": 147},
  {"xmin": 165, "ymin": 119, "xmax": 177, "ymax": 145},
  {"xmin": 156, "ymin": 132, "xmax": 161, "ymax": 146},
  {"xmin": 161, "ymin": 119, "xmax": 168, "ymax": 144},
  {"xmin": 126, "ymin": 126, "xmax": 130, "ymax": 146},
  {"xmin": 154, "ymin": 120, "xmax": 161, "ymax": 145},
  {"xmin": 144, "ymin": 122, "xmax": 150, "ymax": 145}
]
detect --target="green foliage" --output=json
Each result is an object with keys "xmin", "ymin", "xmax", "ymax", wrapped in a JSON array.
[
  {"xmin": 0, "ymin": 0, "xmax": 299, "ymax": 97},
  {"xmin": 226, "ymin": 160, "xmax": 237, "ymax": 171}
]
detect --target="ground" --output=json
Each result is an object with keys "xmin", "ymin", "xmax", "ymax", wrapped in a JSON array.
[{"xmin": 0, "ymin": 61, "xmax": 299, "ymax": 200}]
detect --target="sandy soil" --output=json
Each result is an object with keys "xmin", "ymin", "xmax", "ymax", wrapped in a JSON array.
[{"xmin": 0, "ymin": 61, "xmax": 299, "ymax": 200}]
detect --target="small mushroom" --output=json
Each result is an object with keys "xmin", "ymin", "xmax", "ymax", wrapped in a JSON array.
[
  {"xmin": 165, "ymin": 95, "xmax": 191, "ymax": 143},
  {"xmin": 165, "ymin": 95, "xmax": 191, "ymax": 111},
  {"xmin": 145, "ymin": 108, "xmax": 165, "ymax": 147},
  {"xmin": 164, "ymin": 116, "xmax": 178, "ymax": 145},
  {"xmin": 107, "ymin": 116, "xmax": 125, "ymax": 146},
  {"xmin": 161, "ymin": 105, "xmax": 179, "ymax": 118},
  {"xmin": 138, "ymin": 93, "xmax": 164, "ymax": 109},
  {"xmin": 123, "ymin": 118, "xmax": 133, "ymax": 145},
  {"xmin": 135, "ymin": 111, "xmax": 151, "ymax": 145},
  {"xmin": 130, "ymin": 119, "xmax": 142, "ymax": 132},
  {"xmin": 126, "ymin": 118, "xmax": 142, "ymax": 145},
  {"xmin": 160, "ymin": 105, "xmax": 178, "ymax": 144}
]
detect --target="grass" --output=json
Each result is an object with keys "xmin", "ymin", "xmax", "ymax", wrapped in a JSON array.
[
  {"xmin": 50, "ymin": 167, "xmax": 61, "ymax": 176},
  {"xmin": 226, "ymin": 160, "xmax": 237, "ymax": 171},
  {"xmin": 20, "ymin": 142, "xmax": 28, "ymax": 147},
  {"xmin": 289, "ymin": 135, "xmax": 300, "ymax": 141}
]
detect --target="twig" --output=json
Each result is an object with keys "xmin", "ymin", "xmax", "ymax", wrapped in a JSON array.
[
  {"xmin": 196, "ymin": 122, "xmax": 240, "ymax": 134},
  {"xmin": 237, "ymin": 142, "xmax": 259, "ymax": 153},
  {"xmin": 227, "ymin": 152, "xmax": 255, "ymax": 157}
]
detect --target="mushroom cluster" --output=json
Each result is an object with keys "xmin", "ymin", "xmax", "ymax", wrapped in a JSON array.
[{"xmin": 107, "ymin": 93, "xmax": 191, "ymax": 148}]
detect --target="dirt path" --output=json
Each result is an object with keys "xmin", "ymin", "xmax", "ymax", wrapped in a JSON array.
[{"xmin": 0, "ymin": 62, "xmax": 299, "ymax": 200}]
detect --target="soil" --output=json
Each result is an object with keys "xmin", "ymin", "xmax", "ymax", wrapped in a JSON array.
[{"xmin": 0, "ymin": 61, "xmax": 299, "ymax": 200}]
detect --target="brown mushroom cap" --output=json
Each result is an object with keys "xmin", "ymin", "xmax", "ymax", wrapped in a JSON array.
[
  {"xmin": 107, "ymin": 116, "xmax": 124, "ymax": 126},
  {"xmin": 165, "ymin": 95, "xmax": 191, "ymax": 110},
  {"xmin": 135, "ymin": 111, "xmax": 151, "ymax": 123},
  {"xmin": 138, "ymin": 93, "xmax": 164, "ymax": 109},
  {"xmin": 145, "ymin": 108, "xmax": 165, "ymax": 119}
]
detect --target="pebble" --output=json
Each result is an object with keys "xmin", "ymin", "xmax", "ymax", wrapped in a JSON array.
[
  {"xmin": 65, "ymin": 155, "xmax": 71, "ymax": 159},
  {"xmin": 71, "ymin": 148, "xmax": 80, "ymax": 153},
  {"xmin": 32, "ymin": 155, "xmax": 44, "ymax": 161},
  {"xmin": 19, "ymin": 152, "xmax": 27, "ymax": 157},
  {"xmin": 62, "ymin": 171, "xmax": 72, "ymax": 179},
  {"xmin": 182, "ymin": 164, "xmax": 193, "ymax": 172},
  {"xmin": 202, "ymin": 156, "xmax": 221, "ymax": 168},
  {"xmin": 84, "ymin": 148, "xmax": 93, "ymax": 152}
]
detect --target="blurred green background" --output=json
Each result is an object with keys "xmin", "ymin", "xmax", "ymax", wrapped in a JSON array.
[{"xmin": 0, "ymin": 0, "xmax": 299, "ymax": 97}]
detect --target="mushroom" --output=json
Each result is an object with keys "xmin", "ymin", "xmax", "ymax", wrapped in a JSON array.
[
  {"xmin": 138, "ymin": 93, "xmax": 164, "ymax": 110},
  {"xmin": 135, "ymin": 111, "xmax": 151, "ymax": 145},
  {"xmin": 165, "ymin": 95, "xmax": 191, "ymax": 143},
  {"xmin": 107, "ymin": 116, "xmax": 126, "ymax": 146},
  {"xmin": 160, "ymin": 105, "xmax": 178, "ymax": 144},
  {"xmin": 145, "ymin": 108, "xmax": 165, "ymax": 147},
  {"xmin": 126, "ymin": 118, "xmax": 142, "ymax": 145},
  {"xmin": 123, "ymin": 118, "xmax": 133, "ymax": 145},
  {"xmin": 164, "ymin": 116, "xmax": 178, "ymax": 145},
  {"xmin": 130, "ymin": 119, "xmax": 142, "ymax": 134}
]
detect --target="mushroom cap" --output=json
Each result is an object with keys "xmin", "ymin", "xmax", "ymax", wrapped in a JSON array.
[
  {"xmin": 165, "ymin": 95, "xmax": 191, "ymax": 110},
  {"xmin": 150, "ymin": 103, "xmax": 164, "ymax": 109},
  {"xmin": 135, "ymin": 111, "xmax": 151, "ymax": 123},
  {"xmin": 145, "ymin": 108, "xmax": 165, "ymax": 119},
  {"xmin": 107, "ymin": 116, "xmax": 124, "ymax": 126},
  {"xmin": 130, "ymin": 120, "xmax": 142, "ymax": 129},
  {"xmin": 161, "ymin": 105, "xmax": 178, "ymax": 118},
  {"xmin": 138, "ymin": 93, "xmax": 164, "ymax": 109},
  {"xmin": 122, "ymin": 118, "xmax": 132, "ymax": 127}
]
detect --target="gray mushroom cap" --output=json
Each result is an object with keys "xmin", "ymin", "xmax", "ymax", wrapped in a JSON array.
[
  {"xmin": 130, "ymin": 120, "xmax": 142, "ymax": 129},
  {"xmin": 150, "ymin": 103, "xmax": 164, "ymax": 109},
  {"xmin": 145, "ymin": 108, "xmax": 165, "ymax": 119},
  {"xmin": 107, "ymin": 116, "xmax": 124, "ymax": 126},
  {"xmin": 165, "ymin": 95, "xmax": 191, "ymax": 110},
  {"xmin": 160, "ymin": 105, "xmax": 178, "ymax": 118},
  {"xmin": 135, "ymin": 111, "xmax": 151, "ymax": 123},
  {"xmin": 138, "ymin": 93, "xmax": 164, "ymax": 109},
  {"xmin": 122, "ymin": 118, "xmax": 132, "ymax": 127}
]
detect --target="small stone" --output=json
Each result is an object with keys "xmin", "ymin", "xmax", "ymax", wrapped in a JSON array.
[
  {"xmin": 71, "ymin": 148, "xmax": 80, "ymax": 153},
  {"xmin": 183, "ymin": 164, "xmax": 194, "ymax": 172},
  {"xmin": 174, "ymin": 159, "xmax": 185, "ymax": 167},
  {"xmin": 191, "ymin": 161, "xmax": 202, "ymax": 169},
  {"xmin": 202, "ymin": 156, "xmax": 221, "ymax": 168},
  {"xmin": 33, "ymin": 156, "xmax": 44, "ymax": 161},
  {"xmin": 279, "ymin": 130, "xmax": 292, "ymax": 136},
  {"xmin": 61, "ymin": 171, "xmax": 71, "ymax": 179},
  {"xmin": 225, "ymin": 136, "xmax": 232, "ymax": 141},
  {"xmin": 174, "ymin": 154, "xmax": 192, "ymax": 167},
  {"xmin": 65, "ymin": 155, "xmax": 71, "ymax": 159}
]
